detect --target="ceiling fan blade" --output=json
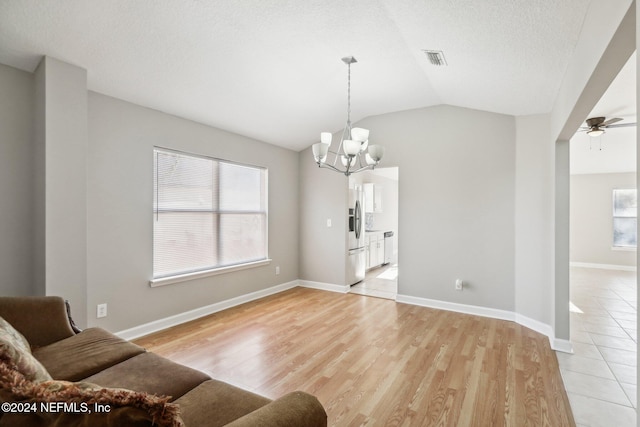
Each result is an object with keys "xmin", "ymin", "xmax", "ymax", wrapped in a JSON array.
[
  {"xmin": 606, "ymin": 122, "xmax": 636, "ymax": 128},
  {"xmin": 601, "ymin": 117, "xmax": 623, "ymax": 126}
]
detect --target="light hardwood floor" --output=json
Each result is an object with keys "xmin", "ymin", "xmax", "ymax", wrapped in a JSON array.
[{"xmin": 135, "ymin": 287, "xmax": 575, "ymax": 426}]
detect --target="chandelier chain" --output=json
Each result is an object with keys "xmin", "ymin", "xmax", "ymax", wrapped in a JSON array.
[{"xmin": 347, "ymin": 61, "xmax": 351, "ymax": 127}]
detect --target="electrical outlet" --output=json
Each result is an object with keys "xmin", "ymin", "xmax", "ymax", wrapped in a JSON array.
[
  {"xmin": 97, "ymin": 303, "xmax": 108, "ymax": 318},
  {"xmin": 275, "ymin": 266, "xmax": 280, "ymax": 275},
  {"xmin": 455, "ymin": 279, "xmax": 463, "ymax": 291}
]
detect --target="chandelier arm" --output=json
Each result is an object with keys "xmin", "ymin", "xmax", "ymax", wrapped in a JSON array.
[
  {"xmin": 349, "ymin": 164, "xmax": 377, "ymax": 174},
  {"xmin": 317, "ymin": 162, "xmax": 346, "ymax": 174},
  {"xmin": 317, "ymin": 159, "xmax": 375, "ymax": 176}
]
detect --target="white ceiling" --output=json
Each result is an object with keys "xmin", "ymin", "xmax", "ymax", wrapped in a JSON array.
[
  {"xmin": 570, "ymin": 52, "xmax": 636, "ymax": 175},
  {"xmin": 0, "ymin": 0, "xmax": 618, "ymax": 152}
]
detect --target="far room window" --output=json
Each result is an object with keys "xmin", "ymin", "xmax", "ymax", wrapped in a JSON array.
[
  {"xmin": 153, "ymin": 148, "xmax": 268, "ymax": 279},
  {"xmin": 612, "ymin": 189, "xmax": 637, "ymax": 248}
]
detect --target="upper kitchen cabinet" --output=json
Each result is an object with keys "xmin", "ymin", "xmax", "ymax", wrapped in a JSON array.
[{"xmin": 363, "ymin": 183, "xmax": 382, "ymax": 213}]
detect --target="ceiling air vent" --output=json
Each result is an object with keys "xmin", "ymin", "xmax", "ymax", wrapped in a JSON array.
[{"xmin": 423, "ymin": 50, "xmax": 447, "ymax": 66}]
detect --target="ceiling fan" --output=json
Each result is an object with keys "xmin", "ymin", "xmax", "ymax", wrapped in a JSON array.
[{"xmin": 579, "ymin": 116, "xmax": 636, "ymax": 137}]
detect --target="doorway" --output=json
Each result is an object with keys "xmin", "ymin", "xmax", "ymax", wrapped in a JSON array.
[
  {"xmin": 565, "ymin": 51, "xmax": 637, "ymax": 420},
  {"xmin": 348, "ymin": 167, "xmax": 399, "ymax": 300}
]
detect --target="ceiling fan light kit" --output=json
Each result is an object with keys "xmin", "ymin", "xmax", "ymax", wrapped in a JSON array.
[
  {"xmin": 581, "ymin": 116, "xmax": 635, "ymax": 137},
  {"xmin": 312, "ymin": 56, "xmax": 384, "ymax": 177}
]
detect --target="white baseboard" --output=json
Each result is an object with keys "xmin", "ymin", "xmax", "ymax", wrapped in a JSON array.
[
  {"xmin": 396, "ymin": 294, "xmax": 572, "ymax": 353},
  {"xmin": 570, "ymin": 262, "xmax": 636, "ymax": 272},
  {"xmin": 115, "ymin": 280, "xmax": 299, "ymax": 341},
  {"xmin": 515, "ymin": 313, "xmax": 552, "ymax": 337},
  {"xmin": 515, "ymin": 313, "xmax": 572, "ymax": 353},
  {"xmin": 552, "ymin": 338, "xmax": 573, "ymax": 354},
  {"xmin": 395, "ymin": 294, "xmax": 515, "ymax": 322},
  {"xmin": 298, "ymin": 280, "xmax": 350, "ymax": 294}
]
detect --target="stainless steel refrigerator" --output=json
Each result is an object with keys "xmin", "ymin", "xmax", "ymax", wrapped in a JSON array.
[{"xmin": 346, "ymin": 187, "xmax": 366, "ymax": 285}]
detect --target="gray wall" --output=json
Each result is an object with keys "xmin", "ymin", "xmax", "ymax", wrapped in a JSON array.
[
  {"xmin": 0, "ymin": 63, "xmax": 523, "ymax": 325},
  {"xmin": 570, "ymin": 172, "xmax": 637, "ymax": 267},
  {"xmin": 636, "ymin": 5, "xmax": 639, "ymax": 408},
  {"xmin": 0, "ymin": 60, "xmax": 301, "ymax": 332},
  {"xmin": 555, "ymin": 140, "xmax": 571, "ymax": 341},
  {"xmin": 298, "ymin": 144, "xmax": 348, "ymax": 285},
  {"xmin": 87, "ymin": 92, "xmax": 300, "ymax": 331},
  {"xmin": 514, "ymin": 114, "xmax": 554, "ymax": 327},
  {"xmin": 300, "ymin": 105, "xmax": 516, "ymax": 311},
  {"xmin": 0, "ymin": 64, "xmax": 34, "ymax": 296},
  {"xmin": 368, "ymin": 106, "xmax": 516, "ymax": 311},
  {"xmin": 34, "ymin": 57, "xmax": 88, "ymax": 327}
]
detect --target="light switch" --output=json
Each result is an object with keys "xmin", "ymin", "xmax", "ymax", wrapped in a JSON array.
[{"xmin": 327, "ymin": 219, "xmax": 332, "ymax": 227}]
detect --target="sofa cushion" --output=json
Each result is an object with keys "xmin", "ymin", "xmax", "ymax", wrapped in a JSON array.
[
  {"xmin": 83, "ymin": 352, "xmax": 210, "ymax": 401},
  {"xmin": 32, "ymin": 327, "xmax": 145, "ymax": 381},
  {"xmin": 0, "ymin": 296, "xmax": 76, "ymax": 347},
  {"xmin": 0, "ymin": 316, "xmax": 52, "ymax": 382},
  {"xmin": 0, "ymin": 361, "xmax": 183, "ymax": 427},
  {"xmin": 225, "ymin": 391, "xmax": 328, "ymax": 427},
  {"xmin": 175, "ymin": 379, "xmax": 271, "ymax": 427}
]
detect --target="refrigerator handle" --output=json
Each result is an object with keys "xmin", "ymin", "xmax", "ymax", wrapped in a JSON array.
[{"xmin": 354, "ymin": 199, "xmax": 361, "ymax": 240}]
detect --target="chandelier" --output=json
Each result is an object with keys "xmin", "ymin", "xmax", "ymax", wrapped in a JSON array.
[{"xmin": 312, "ymin": 56, "xmax": 384, "ymax": 176}]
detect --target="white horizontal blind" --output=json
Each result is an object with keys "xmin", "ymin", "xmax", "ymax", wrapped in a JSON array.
[{"xmin": 153, "ymin": 148, "xmax": 267, "ymax": 279}]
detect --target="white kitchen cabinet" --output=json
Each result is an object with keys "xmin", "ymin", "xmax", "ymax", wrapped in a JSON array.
[
  {"xmin": 375, "ymin": 234, "xmax": 384, "ymax": 266},
  {"xmin": 363, "ymin": 183, "xmax": 382, "ymax": 213},
  {"xmin": 365, "ymin": 235, "xmax": 371, "ymax": 270},
  {"xmin": 365, "ymin": 232, "xmax": 385, "ymax": 269}
]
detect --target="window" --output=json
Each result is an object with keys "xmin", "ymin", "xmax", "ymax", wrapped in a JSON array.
[
  {"xmin": 153, "ymin": 148, "xmax": 268, "ymax": 281},
  {"xmin": 612, "ymin": 189, "xmax": 637, "ymax": 248}
]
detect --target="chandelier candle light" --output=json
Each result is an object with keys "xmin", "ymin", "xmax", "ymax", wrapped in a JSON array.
[{"xmin": 312, "ymin": 56, "xmax": 384, "ymax": 176}]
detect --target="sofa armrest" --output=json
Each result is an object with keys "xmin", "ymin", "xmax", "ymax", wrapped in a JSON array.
[
  {"xmin": 225, "ymin": 391, "xmax": 327, "ymax": 427},
  {"xmin": 0, "ymin": 296, "xmax": 76, "ymax": 347}
]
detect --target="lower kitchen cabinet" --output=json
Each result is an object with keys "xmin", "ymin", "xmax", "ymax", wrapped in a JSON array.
[{"xmin": 365, "ymin": 232, "xmax": 385, "ymax": 270}]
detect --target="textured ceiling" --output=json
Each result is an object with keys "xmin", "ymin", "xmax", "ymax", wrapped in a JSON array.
[{"xmin": 0, "ymin": 0, "xmax": 613, "ymax": 151}]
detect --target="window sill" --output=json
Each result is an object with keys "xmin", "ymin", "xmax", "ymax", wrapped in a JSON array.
[
  {"xmin": 149, "ymin": 259, "xmax": 272, "ymax": 287},
  {"xmin": 612, "ymin": 246, "xmax": 637, "ymax": 252}
]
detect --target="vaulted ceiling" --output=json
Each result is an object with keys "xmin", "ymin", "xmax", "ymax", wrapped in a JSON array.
[{"xmin": 0, "ymin": 0, "xmax": 629, "ymax": 152}]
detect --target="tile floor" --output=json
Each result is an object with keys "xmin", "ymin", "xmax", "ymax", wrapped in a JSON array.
[
  {"xmin": 349, "ymin": 263, "xmax": 398, "ymax": 300},
  {"xmin": 560, "ymin": 266, "xmax": 637, "ymax": 426}
]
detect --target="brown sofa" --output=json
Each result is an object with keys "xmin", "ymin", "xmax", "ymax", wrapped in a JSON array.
[{"xmin": 0, "ymin": 296, "xmax": 327, "ymax": 426}]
